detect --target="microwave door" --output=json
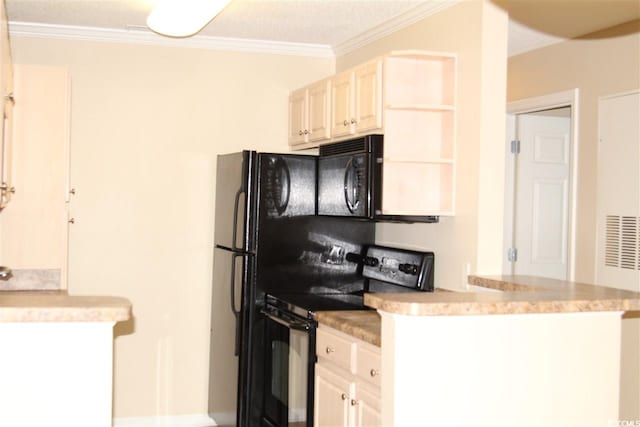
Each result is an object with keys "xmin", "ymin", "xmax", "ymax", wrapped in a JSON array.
[{"xmin": 318, "ymin": 154, "xmax": 369, "ymax": 217}]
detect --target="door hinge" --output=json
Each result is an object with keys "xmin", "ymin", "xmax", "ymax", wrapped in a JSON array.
[
  {"xmin": 507, "ymin": 247, "xmax": 518, "ymax": 262},
  {"xmin": 510, "ymin": 139, "xmax": 521, "ymax": 154}
]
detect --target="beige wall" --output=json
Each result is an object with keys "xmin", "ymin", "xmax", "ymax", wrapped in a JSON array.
[
  {"xmin": 337, "ymin": 0, "xmax": 509, "ymax": 290},
  {"xmin": 507, "ymin": 19, "xmax": 640, "ymax": 283},
  {"xmin": 10, "ymin": 36, "xmax": 333, "ymax": 418}
]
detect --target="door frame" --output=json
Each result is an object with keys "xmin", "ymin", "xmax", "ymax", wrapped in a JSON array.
[{"xmin": 504, "ymin": 89, "xmax": 580, "ymax": 280}]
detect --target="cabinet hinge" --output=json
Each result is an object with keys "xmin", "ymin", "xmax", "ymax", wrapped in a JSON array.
[
  {"xmin": 507, "ymin": 247, "xmax": 518, "ymax": 262},
  {"xmin": 510, "ymin": 139, "xmax": 521, "ymax": 154}
]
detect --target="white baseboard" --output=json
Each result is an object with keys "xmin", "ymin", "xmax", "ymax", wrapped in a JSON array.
[{"xmin": 113, "ymin": 413, "xmax": 215, "ymax": 427}]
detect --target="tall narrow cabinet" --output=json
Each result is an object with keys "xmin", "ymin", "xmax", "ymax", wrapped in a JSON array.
[
  {"xmin": 0, "ymin": 0, "xmax": 13, "ymax": 209},
  {"xmin": 0, "ymin": 65, "xmax": 72, "ymax": 287}
]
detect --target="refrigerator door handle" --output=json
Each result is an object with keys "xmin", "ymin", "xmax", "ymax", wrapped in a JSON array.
[
  {"xmin": 231, "ymin": 188, "xmax": 245, "ymax": 251},
  {"xmin": 230, "ymin": 252, "xmax": 243, "ymax": 356}
]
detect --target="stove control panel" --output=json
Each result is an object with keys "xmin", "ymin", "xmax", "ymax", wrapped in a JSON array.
[{"xmin": 360, "ymin": 245, "xmax": 434, "ymax": 291}]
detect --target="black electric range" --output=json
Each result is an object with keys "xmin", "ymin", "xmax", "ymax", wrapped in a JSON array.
[{"xmin": 260, "ymin": 245, "xmax": 435, "ymax": 427}]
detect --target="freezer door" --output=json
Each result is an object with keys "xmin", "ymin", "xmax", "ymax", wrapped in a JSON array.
[
  {"xmin": 258, "ymin": 153, "xmax": 316, "ymax": 218},
  {"xmin": 209, "ymin": 247, "xmax": 250, "ymax": 426},
  {"xmin": 215, "ymin": 151, "xmax": 255, "ymax": 252}
]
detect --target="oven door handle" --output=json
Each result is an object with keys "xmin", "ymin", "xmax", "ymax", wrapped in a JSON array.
[{"xmin": 261, "ymin": 308, "xmax": 310, "ymax": 331}]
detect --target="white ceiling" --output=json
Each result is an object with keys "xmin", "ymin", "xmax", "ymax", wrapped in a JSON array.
[{"xmin": 5, "ymin": 0, "xmax": 640, "ymax": 57}]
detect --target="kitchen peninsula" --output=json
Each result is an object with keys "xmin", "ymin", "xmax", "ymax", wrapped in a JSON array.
[
  {"xmin": 316, "ymin": 276, "xmax": 640, "ymax": 427},
  {"xmin": 0, "ymin": 284, "xmax": 131, "ymax": 427}
]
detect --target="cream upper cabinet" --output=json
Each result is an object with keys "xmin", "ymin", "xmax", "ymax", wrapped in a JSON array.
[
  {"xmin": 353, "ymin": 60, "xmax": 382, "ymax": 134},
  {"xmin": 288, "ymin": 79, "xmax": 331, "ymax": 146},
  {"xmin": 314, "ymin": 325, "xmax": 381, "ymax": 427},
  {"xmin": 330, "ymin": 70, "xmax": 353, "ymax": 138},
  {"xmin": 0, "ymin": 0, "xmax": 13, "ymax": 209},
  {"xmin": 330, "ymin": 60, "xmax": 383, "ymax": 138},
  {"xmin": 288, "ymin": 87, "xmax": 308, "ymax": 146}
]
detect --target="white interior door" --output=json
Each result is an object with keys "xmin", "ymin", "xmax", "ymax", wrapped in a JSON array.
[{"xmin": 513, "ymin": 109, "xmax": 571, "ymax": 280}]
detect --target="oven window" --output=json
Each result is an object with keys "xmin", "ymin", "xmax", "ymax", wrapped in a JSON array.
[{"xmin": 264, "ymin": 315, "xmax": 312, "ymax": 427}]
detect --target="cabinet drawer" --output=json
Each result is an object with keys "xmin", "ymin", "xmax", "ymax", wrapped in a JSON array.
[
  {"xmin": 356, "ymin": 343, "xmax": 381, "ymax": 387},
  {"xmin": 317, "ymin": 326, "xmax": 355, "ymax": 373}
]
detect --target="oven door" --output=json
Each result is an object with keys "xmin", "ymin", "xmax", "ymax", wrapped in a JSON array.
[
  {"xmin": 318, "ymin": 153, "xmax": 370, "ymax": 218},
  {"xmin": 261, "ymin": 305, "xmax": 316, "ymax": 427}
]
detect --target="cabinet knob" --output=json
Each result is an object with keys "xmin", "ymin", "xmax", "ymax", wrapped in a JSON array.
[
  {"xmin": 68, "ymin": 218, "xmax": 75, "ymax": 224},
  {"xmin": 4, "ymin": 93, "xmax": 14, "ymax": 104},
  {"xmin": 341, "ymin": 393, "xmax": 348, "ymax": 401},
  {"xmin": 69, "ymin": 188, "xmax": 76, "ymax": 195},
  {"xmin": 350, "ymin": 399, "xmax": 358, "ymax": 406},
  {"xmin": 298, "ymin": 130, "xmax": 304, "ymax": 136},
  {"xmin": 350, "ymin": 118, "xmax": 357, "ymax": 124},
  {"xmin": 370, "ymin": 369, "xmax": 379, "ymax": 377},
  {"xmin": 304, "ymin": 129, "xmax": 309, "ymax": 135},
  {"xmin": 343, "ymin": 120, "xmax": 348, "ymax": 126},
  {"xmin": 325, "ymin": 346, "xmax": 334, "ymax": 354}
]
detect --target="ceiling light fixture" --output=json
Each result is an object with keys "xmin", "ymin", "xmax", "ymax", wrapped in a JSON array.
[{"xmin": 147, "ymin": 0, "xmax": 233, "ymax": 38}]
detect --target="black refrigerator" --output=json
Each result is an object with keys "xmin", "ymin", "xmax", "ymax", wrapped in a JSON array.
[{"xmin": 208, "ymin": 151, "xmax": 374, "ymax": 427}]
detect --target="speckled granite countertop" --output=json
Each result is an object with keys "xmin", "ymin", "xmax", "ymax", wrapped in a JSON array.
[
  {"xmin": 0, "ymin": 290, "xmax": 132, "ymax": 322},
  {"xmin": 316, "ymin": 276, "xmax": 640, "ymax": 344},
  {"xmin": 315, "ymin": 310, "xmax": 381, "ymax": 346},
  {"xmin": 365, "ymin": 275, "xmax": 640, "ymax": 316}
]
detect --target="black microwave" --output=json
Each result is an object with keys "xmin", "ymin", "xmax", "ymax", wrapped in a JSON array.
[{"xmin": 317, "ymin": 135, "xmax": 439, "ymax": 223}]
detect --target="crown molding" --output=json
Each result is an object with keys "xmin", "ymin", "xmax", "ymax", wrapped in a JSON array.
[
  {"xmin": 8, "ymin": 21, "xmax": 335, "ymax": 58},
  {"xmin": 334, "ymin": 0, "xmax": 461, "ymax": 57}
]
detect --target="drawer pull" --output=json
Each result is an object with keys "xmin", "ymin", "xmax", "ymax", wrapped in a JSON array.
[
  {"xmin": 370, "ymin": 369, "xmax": 379, "ymax": 377},
  {"xmin": 350, "ymin": 399, "xmax": 358, "ymax": 406},
  {"xmin": 341, "ymin": 393, "xmax": 348, "ymax": 401},
  {"xmin": 325, "ymin": 347, "xmax": 335, "ymax": 354}
]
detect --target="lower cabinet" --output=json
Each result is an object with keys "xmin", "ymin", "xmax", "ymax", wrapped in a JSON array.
[{"xmin": 314, "ymin": 325, "xmax": 381, "ymax": 427}]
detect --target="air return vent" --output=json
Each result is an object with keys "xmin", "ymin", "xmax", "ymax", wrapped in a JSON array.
[{"xmin": 605, "ymin": 215, "xmax": 639, "ymax": 270}]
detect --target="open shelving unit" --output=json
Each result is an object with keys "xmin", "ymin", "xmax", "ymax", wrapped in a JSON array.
[{"xmin": 381, "ymin": 51, "xmax": 457, "ymax": 216}]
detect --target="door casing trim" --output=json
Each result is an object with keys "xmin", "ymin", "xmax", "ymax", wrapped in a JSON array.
[{"xmin": 504, "ymin": 89, "xmax": 580, "ymax": 280}]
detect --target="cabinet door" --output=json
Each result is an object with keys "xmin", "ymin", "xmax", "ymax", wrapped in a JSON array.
[
  {"xmin": 314, "ymin": 363, "xmax": 352, "ymax": 427},
  {"xmin": 354, "ymin": 382, "xmax": 381, "ymax": 427},
  {"xmin": 308, "ymin": 80, "xmax": 331, "ymax": 143},
  {"xmin": 0, "ymin": 0, "xmax": 12, "ymax": 209},
  {"xmin": 354, "ymin": 60, "xmax": 382, "ymax": 133},
  {"xmin": 0, "ymin": 96, "xmax": 12, "ymax": 208},
  {"xmin": 288, "ymin": 88, "xmax": 308, "ymax": 145},
  {"xmin": 331, "ymin": 71, "xmax": 354, "ymax": 138},
  {"xmin": 0, "ymin": 65, "xmax": 71, "ymax": 286}
]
